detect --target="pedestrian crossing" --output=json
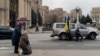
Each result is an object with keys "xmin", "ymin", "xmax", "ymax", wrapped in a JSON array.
[
  {"xmin": 0, "ymin": 47, "xmax": 13, "ymax": 50},
  {"xmin": 0, "ymin": 43, "xmax": 100, "ymax": 50}
]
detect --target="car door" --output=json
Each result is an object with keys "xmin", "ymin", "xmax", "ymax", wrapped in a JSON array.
[
  {"xmin": 55, "ymin": 24, "xmax": 65, "ymax": 34},
  {"xmin": 77, "ymin": 24, "xmax": 88, "ymax": 36},
  {"xmin": 70, "ymin": 24, "xmax": 76, "ymax": 36},
  {"xmin": 0, "ymin": 28, "xmax": 4, "ymax": 36},
  {"xmin": 2, "ymin": 28, "xmax": 11, "ymax": 37}
]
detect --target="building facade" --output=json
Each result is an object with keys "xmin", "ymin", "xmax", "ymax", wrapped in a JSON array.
[
  {"xmin": 49, "ymin": 8, "xmax": 67, "ymax": 23},
  {"xmin": 0, "ymin": 0, "xmax": 33, "ymax": 27},
  {"xmin": 70, "ymin": 8, "xmax": 82, "ymax": 22},
  {"xmin": 0, "ymin": 0, "xmax": 9, "ymax": 26},
  {"xmin": 90, "ymin": 7, "xmax": 100, "ymax": 23},
  {"xmin": 41, "ymin": 6, "xmax": 49, "ymax": 25}
]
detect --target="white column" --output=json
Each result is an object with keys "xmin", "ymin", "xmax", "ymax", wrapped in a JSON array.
[
  {"xmin": 24, "ymin": 0, "xmax": 28, "ymax": 18},
  {"xmin": 1, "ymin": 10, "xmax": 5, "ymax": 26},
  {"xmin": 26, "ymin": 0, "xmax": 28, "ymax": 18},
  {"xmin": 29, "ymin": 2, "xmax": 31, "ymax": 26},
  {"xmin": 99, "ymin": 18, "xmax": 100, "ymax": 23},
  {"xmin": 5, "ymin": 0, "xmax": 9, "ymax": 26},
  {"xmin": 27, "ymin": 2, "xmax": 30, "ymax": 20},
  {"xmin": 76, "ymin": 13, "xmax": 79, "ymax": 24},
  {"xmin": 0, "ymin": 11, "xmax": 1, "ymax": 25},
  {"xmin": 18, "ymin": 0, "xmax": 25, "ymax": 18},
  {"xmin": 42, "ymin": 11, "xmax": 45, "ymax": 24},
  {"xmin": 27, "ymin": 1, "xmax": 31, "ymax": 26}
]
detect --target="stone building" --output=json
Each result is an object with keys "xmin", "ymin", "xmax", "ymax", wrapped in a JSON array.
[
  {"xmin": 90, "ymin": 7, "xmax": 100, "ymax": 23},
  {"xmin": 0, "ymin": 0, "xmax": 33, "ymax": 27},
  {"xmin": 0, "ymin": 0, "xmax": 9, "ymax": 26},
  {"xmin": 31, "ymin": 0, "xmax": 43, "ymax": 26},
  {"xmin": 41, "ymin": 6, "xmax": 49, "ymax": 24},
  {"xmin": 70, "ymin": 8, "xmax": 82, "ymax": 22},
  {"xmin": 49, "ymin": 8, "xmax": 68, "ymax": 23}
]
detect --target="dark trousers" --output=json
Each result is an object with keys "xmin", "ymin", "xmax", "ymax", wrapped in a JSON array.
[
  {"xmin": 67, "ymin": 33, "xmax": 72, "ymax": 40},
  {"xmin": 76, "ymin": 36, "xmax": 83, "ymax": 41},
  {"xmin": 14, "ymin": 45, "xmax": 19, "ymax": 53},
  {"xmin": 22, "ymin": 48, "xmax": 28, "ymax": 55}
]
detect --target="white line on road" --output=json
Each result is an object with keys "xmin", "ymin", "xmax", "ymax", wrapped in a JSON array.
[
  {"xmin": 84, "ymin": 44, "xmax": 100, "ymax": 46},
  {"xmin": 0, "ymin": 47, "xmax": 13, "ymax": 50}
]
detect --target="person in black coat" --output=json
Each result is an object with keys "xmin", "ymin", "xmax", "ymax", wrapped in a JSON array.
[
  {"xmin": 12, "ymin": 22, "xmax": 23, "ymax": 54},
  {"xmin": 75, "ymin": 27, "xmax": 83, "ymax": 41}
]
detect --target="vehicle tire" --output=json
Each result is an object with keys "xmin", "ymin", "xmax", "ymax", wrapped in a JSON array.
[
  {"xmin": 85, "ymin": 36, "xmax": 89, "ymax": 39},
  {"xmin": 59, "ymin": 33, "xmax": 67, "ymax": 40},
  {"xmin": 89, "ymin": 33, "xmax": 96, "ymax": 40}
]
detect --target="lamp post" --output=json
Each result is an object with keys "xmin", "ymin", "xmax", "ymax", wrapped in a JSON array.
[
  {"xmin": 75, "ymin": 7, "xmax": 80, "ymax": 24},
  {"xmin": 35, "ymin": 0, "xmax": 39, "ymax": 31}
]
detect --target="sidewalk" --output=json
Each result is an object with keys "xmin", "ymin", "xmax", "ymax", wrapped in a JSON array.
[
  {"xmin": 0, "ymin": 50, "xmax": 100, "ymax": 56},
  {"xmin": 29, "ymin": 27, "xmax": 52, "ymax": 34}
]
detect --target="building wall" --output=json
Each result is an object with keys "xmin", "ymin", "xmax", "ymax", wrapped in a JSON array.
[
  {"xmin": 41, "ymin": 6, "xmax": 49, "ymax": 24},
  {"xmin": 0, "ymin": 0, "xmax": 9, "ymax": 26},
  {"xmin": 0, "ymin": 0, "xmax": 33, "ymax": 26},
  {"xmin": 91, "ymin": 7, "xmax": 100, "ymax": 23}
]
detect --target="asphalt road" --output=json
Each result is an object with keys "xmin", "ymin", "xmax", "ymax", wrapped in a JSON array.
[{"xmin": 0, "ymin": 33, "xmax": 100, "ymax": 50}]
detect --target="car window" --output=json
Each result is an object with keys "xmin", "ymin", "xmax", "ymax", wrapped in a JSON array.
[
  {"xmin": 77, "ymin": 24, "xmax": 86, "ymax": 29},
  {"xmin": 0, "ymin": 28, "xmax": 9, "ymax": 30},
  {"xmin": 0, "ymin": 28, "xmax": 3, "ymax": 30},
  {"xmin": 69, "ymin": 24, "xmax": 75, "ymax": 29},
  {"xmin": 56, "ymin": 24, "xmax": 65, "ymax": 28},
  {"xmin": 2, "ymin": 28, "xmax": 9, "ymax": 30}
]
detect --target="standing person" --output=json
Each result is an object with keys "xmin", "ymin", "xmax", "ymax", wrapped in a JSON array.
[
  {"xmin": 75, "ymin": 27, "xmax": 83, "ymax": 41},
  {"xmin": 12, "ymin": 22, "xmax": 24, "ymax": 54}
]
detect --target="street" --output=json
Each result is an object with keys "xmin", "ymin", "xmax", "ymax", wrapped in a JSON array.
[
  {"xmin": 0, "ymin": 33, "xmax": 100, "ymax": 56},
  {"xmin": 0, "ymin": 33, "xmax": 100, "ymax": 50}
]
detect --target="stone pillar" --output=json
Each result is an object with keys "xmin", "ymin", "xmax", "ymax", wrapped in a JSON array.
[
  {"xmin": 27, "ymin": 1, "xmax": 31, "ymax": 26},
  {"xmin": 18, "ymin": 0, "xmax": 25, "ymax": 18},
  {"xmin": 42, "ymin": 11, "xmax": 45, "ymax": 25},
  {"xmin": 27, "ymin": 1, "xmax": 29, "ymax": 20},
  {"xmin": 5, "ymin": 0, "xmax": 9, "ymax": 26},
  {"xmin": 29, "ymin": 1, "xmax": 31, "ymax": 26},
  {"xmin": 24, "ymin": 0, "xmax": 28, "ymax": 18},
  {"xmin": 1, "ymin": 10, "xmax": 4, "ymax": 26}
]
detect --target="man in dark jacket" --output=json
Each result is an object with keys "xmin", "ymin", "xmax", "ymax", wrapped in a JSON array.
[
  {"xmin": 12, "ymin": 23, "xmax": 23, "ymax": 54},
  {"xmin": 75, "ymin": 27, "xmax": 83, "ymax": 41}
]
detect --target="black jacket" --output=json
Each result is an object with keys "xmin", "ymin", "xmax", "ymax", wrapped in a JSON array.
[
  {"xmin": 75, "ymin": 29, "xmax": 82, "ymax": 37},
  {"xmin": 12, "ymin": 25, "xmax": 21, "ymax": 45}
]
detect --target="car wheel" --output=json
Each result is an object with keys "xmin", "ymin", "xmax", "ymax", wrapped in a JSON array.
[
  {"xmin": 59, "ymin": 33, "xmax": 67, "ymax": 40},
  {"xmin": 89, "ymin": 33, "xmax": 96, "ymax": 40}
]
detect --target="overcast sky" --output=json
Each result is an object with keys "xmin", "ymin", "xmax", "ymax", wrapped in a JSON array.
[{"xmin": 43, "ymin": 0, "xmax": 100, "ymax": 16}]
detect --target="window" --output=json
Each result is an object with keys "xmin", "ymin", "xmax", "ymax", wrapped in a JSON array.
[
  {"xmin": 77, "ymin": 24, "xmax": 86, "ymax": 29},
  {"xmin": 56, "ymin": 24, "xmax": 65, "ymax": 28},
  {"xmin": 69, "ymin": 24, "xmax": 75, "ymax": 29}
]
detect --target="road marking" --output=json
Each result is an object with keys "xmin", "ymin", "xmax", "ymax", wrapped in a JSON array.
[
  {"xmin": 0, "ymin": 47, "xmax": 13, "ymax": 50},
  {"xmin": 84, "ymin": 44, "xmax": 100, "ymax": 46}
]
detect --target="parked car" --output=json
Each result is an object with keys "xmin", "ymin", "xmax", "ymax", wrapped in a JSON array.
[
  {"xmin": 51, "ymin": 23, "xmax": 99, "ymax": 40},
  {"xmin": 0, "ymin": 26, "xmax": 14, "ymax": 39}
]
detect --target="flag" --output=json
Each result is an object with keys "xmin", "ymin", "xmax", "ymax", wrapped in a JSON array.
[
  {"xmin": 64, "ymin": 16, "xmax": 67, "ymax": 23},
  {"xmin": 64, "ymin": 16, "xmax": 71, "ymax": 32}
]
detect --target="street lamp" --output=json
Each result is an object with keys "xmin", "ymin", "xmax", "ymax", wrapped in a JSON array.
[
  {"xmin": 75, "ymin": 7, "xmax": 80, "ymax": 24},
  {"xmin": 35, "ymin": 0, "xmax": 39, "ymax": 31}
]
